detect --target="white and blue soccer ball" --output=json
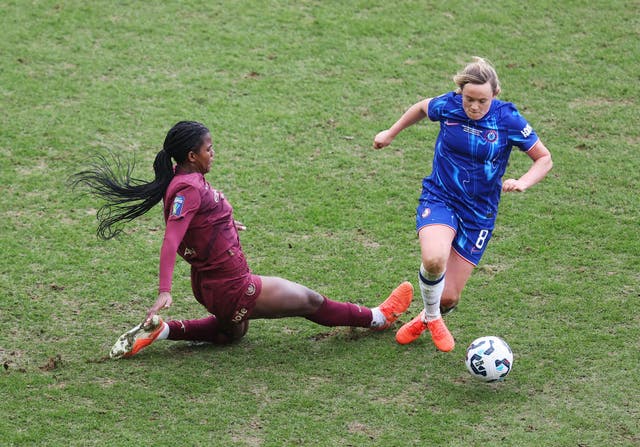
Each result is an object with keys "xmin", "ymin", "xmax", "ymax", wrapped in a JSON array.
[{"xmin": 465, "ymin": 336, "xmax": 513, "ymax": 382}]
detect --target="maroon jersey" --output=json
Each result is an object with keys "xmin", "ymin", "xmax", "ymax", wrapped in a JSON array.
[{"xmin": 158, "ymin": 168, "xmax": 248, "ymax": 292}]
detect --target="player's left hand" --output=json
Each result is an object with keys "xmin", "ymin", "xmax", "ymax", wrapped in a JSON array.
[{"xmin": 502, "ymin": 178, "xmax": 527, "ymax": 192}]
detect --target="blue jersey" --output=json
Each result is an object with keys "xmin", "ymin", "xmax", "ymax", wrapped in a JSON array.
[{"xmin": 423, "ymin": 91, "xmax": 539, "ymax": 227}]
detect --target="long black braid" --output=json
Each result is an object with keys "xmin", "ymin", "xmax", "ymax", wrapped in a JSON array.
[{"xmin": 71, "ymin": 121, "xmax": 210, "ymax": 239}]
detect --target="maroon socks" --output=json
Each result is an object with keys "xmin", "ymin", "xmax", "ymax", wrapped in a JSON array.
[{"xmin": 305, "ymin": 297, "xmax": 373, "ymax": 327}]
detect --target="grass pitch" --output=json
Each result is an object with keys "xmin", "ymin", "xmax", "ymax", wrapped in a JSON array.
[{"xmin": 1, "ymin": 0, "xmax": 638, "ymax": 445}]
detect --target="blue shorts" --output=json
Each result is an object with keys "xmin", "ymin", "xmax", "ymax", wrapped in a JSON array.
[{"xmin": 416, "ymin": 198, "xmax": 493, "ymax": 266}]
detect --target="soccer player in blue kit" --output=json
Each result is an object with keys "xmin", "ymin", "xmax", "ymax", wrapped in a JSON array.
[{"xmin": 373, "ymin": 57, "xmax": 553, "ymax": 351}]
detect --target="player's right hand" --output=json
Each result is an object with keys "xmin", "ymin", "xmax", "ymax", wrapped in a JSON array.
[
  {"xmin": 145, "ymin": 291, "xmax": 172, "ymax": 325},
  {"xmin": 373, "ymin": 129, "xmax": 393, "ymax": 149}
]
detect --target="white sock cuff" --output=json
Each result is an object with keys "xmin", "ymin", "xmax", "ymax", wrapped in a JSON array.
[
  {"xmin": 370, "ymin": 307, "xmax": 386, "ymax": 328},
  {"xmin": 419, "ymin": 264, "xmax": 445, "ymax": 285},
  {"xmin": 157, "ymin": 322, "xmax": 170, "ymax": 340}
]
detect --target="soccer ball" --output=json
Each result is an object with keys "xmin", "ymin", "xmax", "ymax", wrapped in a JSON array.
[{"xmin": 465, "ymin": 336, "xmax": 513, "ymax": 382}]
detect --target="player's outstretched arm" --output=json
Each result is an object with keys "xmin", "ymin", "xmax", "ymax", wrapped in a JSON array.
[{"xmin": 373, "ymin": 99, "xmax": 431, "ymax": 149}]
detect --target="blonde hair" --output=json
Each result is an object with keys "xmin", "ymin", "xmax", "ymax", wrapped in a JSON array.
[{"xmin": 453, "ymin": 57, "xmax": 501, "ymax": 95}]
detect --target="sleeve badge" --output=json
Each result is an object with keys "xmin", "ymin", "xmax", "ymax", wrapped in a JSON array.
[{"xmin": 171, "ymin": 195, "xmax": 185, "ymax": 217}]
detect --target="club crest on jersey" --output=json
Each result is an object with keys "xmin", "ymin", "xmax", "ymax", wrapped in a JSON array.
[
  {"xmin": 245, "ymin": 283, "xmax": 257, "ymax": 296},
  {"xmin": 483, "ymin": 130, "xmax": 498, "ymax": 143},
  {"xmin": 171, "ymin": 195, "xmax": 185, "ymax": 216}
]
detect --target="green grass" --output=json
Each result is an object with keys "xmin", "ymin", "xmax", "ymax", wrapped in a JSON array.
[{"xmin": 1, "ymin": 0, "xmax": 639, "ymax": 445}]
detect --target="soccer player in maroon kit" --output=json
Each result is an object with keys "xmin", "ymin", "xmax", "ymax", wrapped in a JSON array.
[{"xmin": 73, "ymin": 121, "xmax": 413, "ymax": 358}]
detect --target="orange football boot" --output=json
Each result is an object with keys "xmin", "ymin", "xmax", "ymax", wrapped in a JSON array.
[
  {"xmin": 374, "ymin": 281, "xmax": 413, "ymax": 330},
  {"xmin": 396, "ymin": 310, "xmax": 455, "ymax": 351}
]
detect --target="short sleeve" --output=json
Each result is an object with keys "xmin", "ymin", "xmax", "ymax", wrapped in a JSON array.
[
  {"xmin": 504, "ymin": 105, "xmax": 539, "ymax": 151},
  {"xmin": 427, "ymin": 92, "xmax": 452, "ymax": 122}
]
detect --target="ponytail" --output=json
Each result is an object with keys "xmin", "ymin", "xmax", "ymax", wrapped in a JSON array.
[
  {"xmin": 72, "ymin": 121, "xmax": 210, "ymax": 240},
  {"xmin": 72, "ymin": 150, "xmax": 174, "ymax": 239}
]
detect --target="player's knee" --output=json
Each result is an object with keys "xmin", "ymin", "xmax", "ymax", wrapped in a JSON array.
[
  {"xmin": 422, "ymin": 255, "xmax": 447, "ymax": 277},
  {"xmin": 213, "ymin": 320, "xmax": 249, "ymax": 345},
  {"xmin": 304, "ymin": 289, "xmax": 325, "ymax": 312}
]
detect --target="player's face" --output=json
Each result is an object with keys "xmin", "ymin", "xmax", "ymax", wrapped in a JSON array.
[
  {"xmin": 461, "ymin": 82, "xmax": 495, "ymax": 120},
  {"xmin": 192, "ymin": 133, "xmax": 214, "ymax": 174}
]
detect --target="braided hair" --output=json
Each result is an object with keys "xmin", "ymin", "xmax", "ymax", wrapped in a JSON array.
[{"xmin": 72, "ymin": 121, "xmax": 210, "ymax": 239}]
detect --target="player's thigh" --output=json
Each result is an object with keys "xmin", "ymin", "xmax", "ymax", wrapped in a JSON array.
[
  {"xmin": 251, "ymin": 276, "xmax": 323, "ymax": 318},
  {"xmin": 418, "ymin": 224, "xmax": 456, "ymax": 272},
  {"xmin": 442, "ymin": 251, "xmax": 475, "ymax": 303}
]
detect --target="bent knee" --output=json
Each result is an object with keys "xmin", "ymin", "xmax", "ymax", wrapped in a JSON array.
[
  {"xmin": 422, "ymin": 256, "xmax": 447, "ymax": 276},
  {"xmin": 213, "ymin": 320, "xmax": 249, "ymax": 345}
]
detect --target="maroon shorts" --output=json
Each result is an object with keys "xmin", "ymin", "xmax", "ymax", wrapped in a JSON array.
[{"xmin": 191, "ymin": 253, "xmax": 262, "ymax": 325}]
